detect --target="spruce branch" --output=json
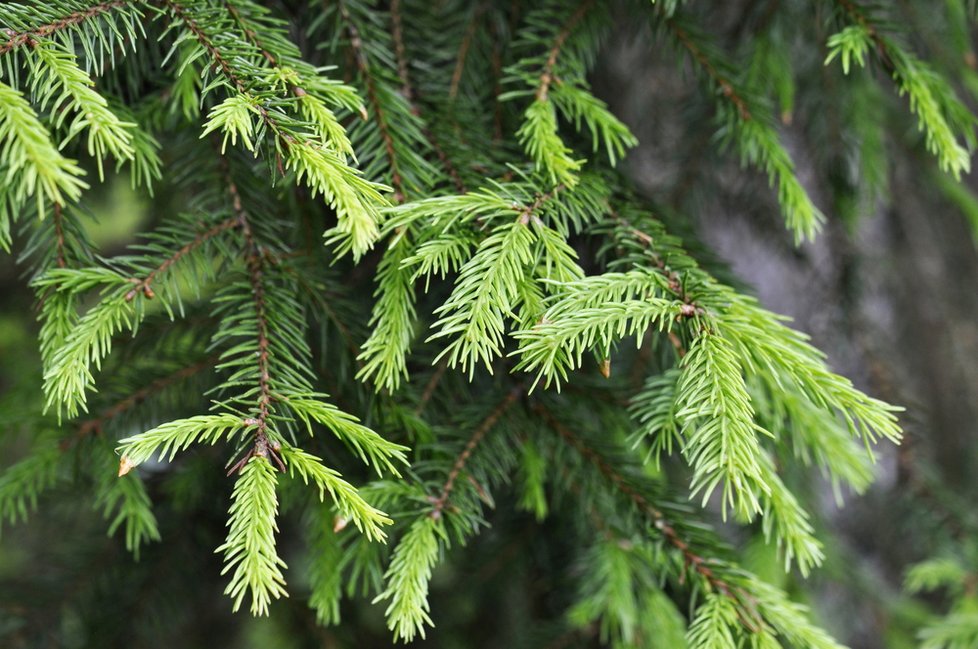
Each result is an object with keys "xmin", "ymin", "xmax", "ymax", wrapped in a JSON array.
[
  {"xmin": 116, "ymin": 413, "xmax": 248, "ymax": 471},
  {"xmin": 286, "ymin": 397, "xmax": 409, "ymax": 476},
  {"xmin": 217, "ymin": 455, "xmax": 288, "ymax": 615},
  {"xmin": 279, "ymin": 445, "xmax": 392, "ymax": 542},
  {"xmin": 68, "ymin": 355, "xmax": 217, "ymax": 447},
  {"xmin": 675, "ymin": 330, "xmax": 771, "ymax": 519},
  {"xmin": 0, "ymin": 0, "xmax": 132, "ymax": 56},
  {"xmin": 226, "ymin": 175, "xmax": 279, "ymax": 467},
  {"xmin": 0, "ymin": 445, "xmax": 61, "ymax": 532},
  {"xmin": 166, "ymin": 0, "xmax": 386, "ymax": 258},
  {"xmin": 534, "ymin": 0, "xmax": 597, "ymax": 104},
  {"xmin": 659, "ymin": 13, "xmax": 824, "ymax": 242},
  {"xmin": 0, "ymin": 77, "xmax": 87, "ymax": 249},
  {"xmin": 535, "ymin": 403, "xmax": 747, "ymax": 608},
  {"xmin": 336, "ymin": 0, "xmax": 409, "ymax": 201},
  {"xmin": 830, "ymin": 0, "xmax": 975, "ymax": 177},
  {"xmin": 26, "ymin": 40, "xmax": 136, "ymax": 179},
  {"xmin": 123, "ymin": 216, "xmax": 239, "ymax": 302},
  {"xmin": 429, "ymin": 386, "xmax": 522, "ymax": 518},
  {"xmin": 373, "ymin": 515, "xmax": 442, "ymax": 642}
]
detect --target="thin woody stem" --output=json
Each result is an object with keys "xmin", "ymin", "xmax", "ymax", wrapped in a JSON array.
[
  {"xmin": 125, "ymin": 217, "xmax": 239, "ymax": 302},
  {"xmin": 415, "ymin": 359, "xmax": 449, "ymax": 416},
  {"xmin": 535, "ymin": 402, "xmax": 762, "ymax": 630},
  {"xmin": 448, "ymin": 3, "xmax": 487, "ymax": 100},
  {"xmin": 53, "ymin": 203, "xmax": 66, "ymax": 269},
  {"xmin": 0, "ymin": 0, "xmax": 130, "ymax": 55},
  {"xmin": 389, "ymin": 0, "xmax": 412, "ymax": 100},
  {"xmin": 65, "ymin": 355, "xmax": 217, "ymax": 449},
  {"xmin": 665, "ymin": 18, "xmax": 752, "ymax": 121},
  {"xmin": 429, "ymin": 386, "xmax": 522, "ymax": 517},
  {"xmin": 516, "ymin": 184, "xmax": 564, "ymax": 224},
  {"xmin": 222, "ymin": 169, "xmax": 284, "ymax": 472},
  {"xmin": 535, "ymin": 0, "xmax": 596, "ymax": 102},
  {"xmin": 336, "ymin": 0, "xmax": 406, "ymax": 202},
  {"xmin": 613, "ymin": 213, "xmax": 705, "ymax": 356}
]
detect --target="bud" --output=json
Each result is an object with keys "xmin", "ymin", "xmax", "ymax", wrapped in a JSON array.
[{"xmin": 118, "ymin": 455, "xmax": 136, "ymax": 477}]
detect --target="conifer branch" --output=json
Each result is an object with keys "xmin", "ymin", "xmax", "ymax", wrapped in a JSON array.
[
  {"xmin": 68, "ymin": 356, "xmax": 217, "ymax": 447},
  {"xmin": 665, "ymin": 20, "xmax": 751, "ymax": 121},
  {"xmin": 535, "ymin": 403, "xmax": 748, "ymax": 608},
  {"xmin": 217, "ymin": 456, "xmax": 288, "ymax": 615},
  {"xmin": 222, "ymin": 1, "xmax": 279, "ymax": 70},
  {"xmin": 337, "ymin": 0, "xmax": 406, "ymax": 202},
  {"xmin": 613, "ymin": 213, "xmax": 701, "ymax": 320},
  {"xmin": 53, "ymin": 202, "xmax": 66, "ymax": 269},
  {"xmin": 535, "ymin": 0, "xmax": 597, "ymax": 103},
  {"xmin": 829, "ymin": 0, "xmax": 975, "ymax": 177},
  {"xmin": 387, "ymin": 0, "xmax": 466, "ymax": 194},
  {"xmin": 448, "ymin": 3, "xmax": 487, "ymax": 101},
  {"xmin": 0, "ymin": 0, "xmax": 130, "ymax": 55},
  {"xmin": 163, "ymin": 0, "xmax": 247, "ymax": 93},
  {"xmin": 429, "ymin": 386, "xmax": 522, "ymax": 517},
  {"xmin": 389, "ymin": 0, "xmax": 412, "ymax": 101},
  {"xmin": 658, "ymin": 14, "xmax": 824, "ymax": 241},
  {"xmin": 124, "ymin": 216, "xmax": 239, "ymax": 302},
  {"xmin": 226, "ymin": 175, "xmax": 277, "ymax": 465}
]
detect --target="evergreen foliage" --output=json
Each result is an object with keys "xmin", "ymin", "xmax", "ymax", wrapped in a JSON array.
[{"xmin": 0, "ymin": 0, "xmax": 974, "ymax": 647}]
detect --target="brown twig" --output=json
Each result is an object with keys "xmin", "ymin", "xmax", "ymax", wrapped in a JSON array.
[
  {"xmin": 489, "ymin": 21, "xmax": 505, "ymax": 143},
  {"xmin": 612, "ymin": 214, "xmax": 704, "ymax": 357},
  {"xmin": 64, "ymin": 355, "xmax": 218, "ymax": 450},
  {"xmin": 165, "ymin": 0, "xmax": 295, "ymax": 163},
  {"xmin": 222, "ymin": 171, "xmax": 284, "ymax": 472},
  {"xmin": 389, "ymin": 0, "xmax": 412, "ymax": 101},
  {"xmin": 517, "ymin": 184, "xmax": 565, "ymax": 225},
  {"xmin": 415, "ymin": 358, "xmax": 449, "ymax": 416},
  {"xmin": 535, "ymin": 0, "xmax": 596, "ymax": 102},
  {"xmin": 535, "ymin": 402, "xmax": 759, "ymax": 626},
  {"xmin": 336, "ymin": 0, "xmax": 406, "ymax": 203},
  {"xmin": 666, "ymin": 19, "xmax": 752, "ymax": 121},
  {"xmin": 448, "ymin": 3, "xmax": 487, "ymax": 100},
  {"xmin": 429, "ymin": 386, "xmax": 523, "ymax": 518},
  {"xmin": 53, "ymin": 203, "xmax": 66, "ymax": 269},
  {"xmin": 125, "ymin": 217, "xmax": 239, "ymax": 302},
  {"xmin": 0, "ymin": 0, "xmax": 130, "ymax": 55}
]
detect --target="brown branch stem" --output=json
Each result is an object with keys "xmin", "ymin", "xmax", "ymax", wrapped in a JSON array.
[
  {"xmin": 535, "ymin": 0, "xmax": 596, "ymax": 102},
  {"xmin": 53, "ymin": 203, "xmax": 66, "ymax": 269},
  {"xmin": 535, "ymin": 403, "xmax": 753, "ymax": 615},
  {"xmin": 666, "ymin": 19, "xmax": 752, "ymax": 121},
  {"xmin": 222, "ymin": 171, "xmax": 282, "ymax": 472},
  {"xmin": 125, "ymin": 217, "xmax": 239, "ymax": 302},
  {"xmin": 429, "ymin": 386, "xmax": 522, "ymax": 517},
  {"xmin": 517, "ymin": 184, "xmax": 564, "ymax": 224},
  {"xmin": 449, "ymin": 4, "xmax": 486, "ymax": 100},
  {"xmin": 64, "ymin": 355, "xmax": 217, "ymax": 450},
  {"xmin": 336, "ymin": 0, "xmax": 406, "ymax": 202},
  {"xmin": 415, "ymin": 358, "xmax": 449, "ymax": 416},
  {"xmin": 0, "ymin": 0, "xmax": 130, "ymax": 55},
  {"xmin": 389, "ymin": 0, "xmax": 412, "ymax": 101}
]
